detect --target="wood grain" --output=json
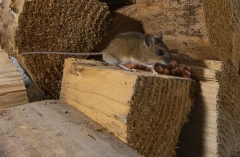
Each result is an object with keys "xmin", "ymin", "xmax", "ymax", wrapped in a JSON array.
[
  {"xmin": 0, "ymin": 100, "xmax": 141, "ymax": 157},
  {"xmin": 60, "ymin": 58, "xmax": 195, "ymax": 157},
  {"xmin": 176, "ymin": 59, "xmax": 240, "ymax": 157},
  {"xmin": 0, "ymin": 49, "xmax": 28, "ymax": 112},
  {"xmin": 136, "ymin": 0, "xmax": 240, "ymax": 72}
]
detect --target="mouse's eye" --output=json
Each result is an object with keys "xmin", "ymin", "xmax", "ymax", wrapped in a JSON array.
[{"xmin": 158, "ymin": 50, "xmax": 164, "ymax": 56}]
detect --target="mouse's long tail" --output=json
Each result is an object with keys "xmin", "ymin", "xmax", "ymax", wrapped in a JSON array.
[{"xmin": 20, "ymin": 51, "xmax": 102, "ymax": 55}]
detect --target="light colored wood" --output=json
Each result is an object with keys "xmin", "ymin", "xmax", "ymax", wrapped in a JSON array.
[
  {"xmin": 176, "ymin": 59, "xmax": 240, "ymax": 157},
  {"xmin": 177, "ymin": 140, "xmax": 218, "ymax": 157},
  {"xmin": 176, "ymin": 59, "xmax": 223, "ymax": 71},
  {"xmin": 61, "ymin": 88, "xmax": 130, "ymax": 123},
  {"xmin": 198, "ymin": 82, "xmax": 219, "ymax": 93},
  {"xmin": 0, "ymin": 50, "xmax": 28, "ymax": 112},
  {"xmin": 60, "ymin": 58, "xmax": 195, "ymax": 157},
  {"xmin": 191, "ymin": 103, "xmax": 217, "ymax": 117},
  {"xmin": 136, "ymin": 0, "xmax": 240, "ymax": 72},
  {"xmin": 61, "ymin": 95, "xmax": 128, "ymax": 143},
  {"xmin": 0, "ymin": 100, "xmax": 141, "ymax": 157},
  {"xmin": 136, "ymin": 0, "xmax": 218, "ymax": 60}
]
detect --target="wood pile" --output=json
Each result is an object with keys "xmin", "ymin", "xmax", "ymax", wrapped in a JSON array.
[
  {"xmin": 0, "ymin": 1, "xmax": 239, "ymax": 156},
  {"xmin": 0, "ymin": 49, "xmax": 28, "ymax": 112},
  {"xmin": 175, "ymin": 59, "xmax": 240, "ymax": 156},
  {"xmin": 60, "ymin": 58, "xmax": 196, "ymax": 157},
  {"xmin": 136, "ymin": 0, "xmax": 240, "ymax": 72},
  {"xmin": 0, "ymin": 0, "xmax": 112, "ymax": 98},
  {"xmin": 134, "ymin": 1, "xmax": 240, "ymax": 156}
]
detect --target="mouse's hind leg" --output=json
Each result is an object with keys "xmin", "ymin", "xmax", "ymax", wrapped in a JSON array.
[{"xmin": 119, "ymin": 64, "xmax": 137, "ymax": 72}]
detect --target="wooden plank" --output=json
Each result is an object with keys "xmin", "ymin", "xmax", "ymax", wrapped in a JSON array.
[
  {"xmin": 176, "ymin": 58, "xmax": 240, "ymax": 156},
  {"xmin": 61, "ymin": 86, "xmax": 130, "ymax": 123},
  {"xmin": 177, "ymin": 140, "xmax": 218, "ymax": 157},
  {"xmin": 0, "ymin": 51, "xmax": 28, "ymax": 112},
  {"xmin": 194, "ymin": 97, "xmax": 217, "ymax": 106},
  {"xmin": 180, "ymin": 125, "xmax": 218, "ymax": 145},
  {"xmin": 62, "ymin": 95, "xmax": 128, "ymax": 143},
  {"xmin": 0, "ymin": 100, "xmax": 141, "ymax": 157},
  {"xmin": 191, "ymin": 103, "xmax": 217, "ymax": 117},
  {"xmin": 176, "ymin": 59, "xmax": 223, "ymax": 71},
  {"xmin": 0, "ymin": 84, "xmax": 26, "ymax": 94},
  {"xmin": 186, "ymin": 114, "xmax": 217, "ymax": 127},
  {"xmin": 60, "ymin": 58, "xmax": 195, "ymax": 157},
  {"xmin": 0, "ymin": 91, "xmax": 28, "ymax": 110},
  {"xmin": 195, "ymin": 91, "xmax": 217, "ymax": 99},
  {"xmin": 187, "ymin": 66, "xmax": 217, "ymax": 81},
  {"xmin": 198, "ymin": 81, "xmax": 219, "ymax": 93}
]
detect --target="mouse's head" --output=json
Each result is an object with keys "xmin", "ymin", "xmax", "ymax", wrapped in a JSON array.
[{"xmin": 144, "ymin": 32, "xmax": 172, "ymax": 65}]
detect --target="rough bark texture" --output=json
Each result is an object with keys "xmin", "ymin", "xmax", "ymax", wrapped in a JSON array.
[
  {"xmin": 136, "ymin": 0, "xmax": 240, "ymax": 72},
  {"xmin": 60, "ymin": 59, "xmax": 195, "ymax": 157},
  {"xmin": 175, "ymin": 59, "xmax": 240, "ymax": 156},
  {"xmin": 0, "ymin": 0, "xmax": 112, "ymax": 98}
]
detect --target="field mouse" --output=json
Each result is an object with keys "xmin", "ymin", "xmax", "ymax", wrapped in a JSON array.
[{"xmin": 20, "ymin": 31, "xmax": 172, "ymax": 74}]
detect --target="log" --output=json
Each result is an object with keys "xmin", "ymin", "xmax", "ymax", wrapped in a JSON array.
[
  {"xmin": 0, "ymin": 49, "xmax": 28, "ymax": 112},
  {"xmin": 60, "ymin": 58, "xmax": 196, "ymax": 157},
  {"xmin": 0, "ymin": 100, "xmax": 141, "ymax": 157},
  {"xmin": 136, "ymin": 0, "xmax": 240, "ymax": 72},
  {"xmin": 0, "ymin": 0, "xmax": 112, "ymax": 98},
  {"xmin": 175, "ymin": 59, "xmax": 240, "ymax": 156}
]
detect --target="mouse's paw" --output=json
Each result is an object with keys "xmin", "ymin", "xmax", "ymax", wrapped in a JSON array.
[
  {"xmin": 130, "ymin": 69, "xmax": 137, "ymax": 72},
  {"xmin": 151, "ymin": 69, "xmax": 158, "ymax": 75},
  {"xmin": 119, "ymin": 63, "xmax": 137, "ymax": 72}
]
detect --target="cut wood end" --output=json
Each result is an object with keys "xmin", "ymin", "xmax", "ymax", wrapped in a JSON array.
[{"xmin": 61, "ymin": 58, "xmax": 196, "ymax": 157}]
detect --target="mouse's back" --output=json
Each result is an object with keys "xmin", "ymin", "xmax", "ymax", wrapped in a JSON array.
[{"xmin": 102, "ymin": 32, "xmax": 171, "ymax": 66}]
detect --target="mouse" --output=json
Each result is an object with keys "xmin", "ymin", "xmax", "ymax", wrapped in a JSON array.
[{"xmin": 20, "ymin": 31, "xmax": 172, "ymax": 74}]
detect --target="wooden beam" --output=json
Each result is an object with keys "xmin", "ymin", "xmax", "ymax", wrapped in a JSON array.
[
  {"xmin": 0, "ymin": 49, "xmax": 28, "ymax": 112},
  {"xmin": 60, "ymin": 58, "xmax": 195, "ymax": 157},
  {"xmin": 175, "ymin": 59, "xmax": 240, "ymax": 157},
  {"xmin": 0, "ymin": 100, "xmax": 141, "ymax": 157}
]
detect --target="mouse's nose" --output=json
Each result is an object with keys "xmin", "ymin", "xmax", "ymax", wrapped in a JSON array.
[{"xmin": 164, "ymin": 57, "xmax": 172, "ymax": 64}]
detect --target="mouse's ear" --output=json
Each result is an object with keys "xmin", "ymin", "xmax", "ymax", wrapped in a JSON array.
[
  {"xmin": 145, "ymin": 34, "xmax": 155, "ymax": 47},
  {"xmin": 157, "ymin": 32, "xmax": 162, "ymax": 41}
]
